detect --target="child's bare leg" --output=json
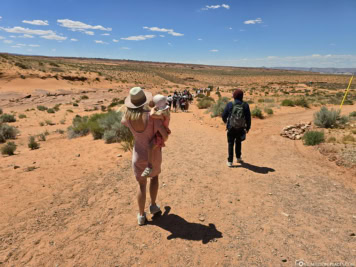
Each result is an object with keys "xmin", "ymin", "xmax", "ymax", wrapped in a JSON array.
[{"xmin": 142, "ymin": 141, "xmax": 156, "ymax": 177}]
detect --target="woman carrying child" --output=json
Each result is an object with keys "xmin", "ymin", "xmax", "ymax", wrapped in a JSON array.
[{"xmin": 121, "ymin": 87, "xmax": 169, "ymax": 226}]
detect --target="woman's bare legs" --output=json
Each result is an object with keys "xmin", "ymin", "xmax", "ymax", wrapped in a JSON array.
[
  {"xmin": 149, "ymin": 176, "xmax": 159, "ymax": 206},
  {"xmin": 137, "ymin": 178, "xmax": 147, "ymax": 216},
  {"xmin": 137, "ymin": 176, "xmax": 159, "ymax": 215}
]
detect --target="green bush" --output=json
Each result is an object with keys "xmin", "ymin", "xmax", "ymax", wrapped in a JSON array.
[
  {"xmin": 349, "ymin": 111, "xmax": 356, "ymax": 117},
  {"xmin": 1, "ymin": 141, "xmax": 17, "ymax": 155},
  {"xmin": 196, "ymin": 93, "xmax": 205, "ymax": 98},
  {"xmin": 53, "ymin": 104, "xmax": 61, "ymax": 111},
  {"xmin": 87, "ymin": 113, "xmax": 107, "ymax": 139},
  {"xmin": 99, "ymin": 111, "xmax": 133, "ymax": 145},
  {"xmin": 303, "ymin": 131, "xmax": 324, "ymax": 146},
  {"xmin": 294, "ymin": 98, "xmax": 309, "ymax": 108},
  {"xmin": 209, "ymin": 97, "xmax": 229, "ymax": 118},
  {"xmin": 251, "ymin": 107, "xmax": 263, "ymax": 119},
  {"xmin": 38, "ymin": 133, "xmax": 46, "ymax": 141},
  {"xmin": 0, "ymin": 123, "xmax": 18, "ymax": 143},
  {"xmin": 197, "ymin": 98, "xmax": 214, "ymax": 109},
  {"xmin": 15, "ymin": 62, "xmax": 29, "ymax": 69},
  {"xmin": 18, "ymin": 114, "xmax": 27, "ymax": 119},
  {"xmin": 47, "ymin": 108, "xmax": 55, "ymax": 113},
  {"xmin": 281, "ymin": 99, "xmax": 295, "ymax": 107},
  {"xmin": 81, "ymin": 95, "xmax": 89, "ymax": 100},
  {"xmin": 37, "ymin": 105, "xmax": 48, "ymax": 111},
  {"xmin": 314, "ymin": 106, "xmax": 340, "ymax": 128},
  {"xmin": 264, "ymin": 108, "xmax": 273, "ymax": 115},
  {"xmin": 0, "ymin": 114, "xmax": 16, "ymax": 123},
  {"xmin": 28, "ymin": 136, "xmax": 40, "ymax": 150},
  {"xmin": 67, "ymin": 115, "xmax": 90, "ymax": 139},
  {"xmin": 327, "ymin": 136, "xmax": 336, "ymax": 143}
]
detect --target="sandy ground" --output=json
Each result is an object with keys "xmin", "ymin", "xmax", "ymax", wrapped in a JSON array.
[{"xmin": 1, "ymin": 96, "xmax": 355, "ymax": 266}]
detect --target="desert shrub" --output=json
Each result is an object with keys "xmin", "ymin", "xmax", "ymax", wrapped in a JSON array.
[
  {"xmin": 163, "ymin": 89, "xmax": 169, "ymax": 94},
  {"xmin": 15, "ymin": 62, "xmax": 29, "ymax": 69},
  {"xmin": 1, "ymin": 141, "xmax": 17, "ymax": 155},
  {"xmin": 251, "ymin": 107, "xmax": 263, "ymax": 119},
  {"xmin": 47, "ymin": 108, "xmax": 55, "ymax": 113},
  {"xmin": 294, "ymin": 98, "xmax": 309, "ymax": 108},
  {"xmin": 0, "ymin": 124, "xmax": 18, "ymax": 143},
  {"xmin": 264, "ymin": 108, "xmax": 273, "ymax": 115},
  {"xmin": 38, "ymin": 133, "xmax": 46, "ymax": 141},
  {"xmin": 45, "ymin": 120, "xmax": 55, "ymax": 126},
  {"xmin": 53, "ymin": 104, "xmax": 61, "ymax": 111},
  {"xmin": 327, "ymin": 136, "xmax": 336, "ymax": 143},
  {"xmin": 37, "ymin": 105, "xmax": 48, "ymax": 111},
  {"xmin": 81, "ymin": 95, "xmax": 89, "ymax": 100},
  {"xmin": 67, "ymin": 115, "xmax": 90, "ymax": 139},
  {"xmin": 87, "ymin": 113, "xmax": 107, "ymax": 139},
  {"xmin": 66, "ymin": 109, "xmax": 74, "ymax": 113},
  {"xmin": 342, "ymin": 135, "xmax": 355, "ymax": 143},
  {"xmin": 101, "ymin": 105, "xmax": 107, "ymax": 112},
  {"xmin": 99, "ymin": 111, "xmax": 133, "ymax": 145},
  {"xmin": 215, "ymin": 91, "xmax": 221, "ymax": 98},
  {"xmin": 0, "ymin": 114, "xmax": 16, "ymax": 123},
  {"xmin": 196, "ymin": 93, "xmax": 205, "ymax": 98},
  {"xmin": 303, "ymin": 131, "xmax": 324, "ymax": 146},
  {"xmin": 338, "ymin": 115, "xmax": 349, "ymax": 125},
  {"xmin": 246, "ymin": 100, "xmax": 254, "ymax": 104},
  {"xmin": 349, "ymin": 111, "xmax": 356, "ymax": 117},
  {"xmin": 197, "ymin": 98, "xmax": 214, "ymax": 109},
  {"xmin": 18, "ymin": 114, "xmax": 26, "ymax": 119},
  {"xmin": 314, "ymin": 106, "xmax": 340, "ymax": 128},
  {"xmin": 209, "ymin": 97, "xmax": 229, "ymax": 118},
  {"xmin": 281, "ymin": 99, "xmax": 295, "ymax": 107},
  {"xmin": 73, "ymin": 103, "xmax": 79, "ymax": 107},
  {"xmin": 28, "ymin": 136, "xmax": 40, "ymax": 150},
  {"xmin": 55, "ymin": 129, "xmax": 65, "ymax": 134}
]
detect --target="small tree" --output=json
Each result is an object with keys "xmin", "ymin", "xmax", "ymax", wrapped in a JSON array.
[
  {"xmin": 303, "ymin": 131, "xmax": 324, "ymax": 146},
  {"xmin": 1, "ymin": 141, "xmax": 17, "ymax": 155}
]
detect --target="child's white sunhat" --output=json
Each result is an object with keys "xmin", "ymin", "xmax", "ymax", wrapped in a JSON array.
[{"xmin": 153, "ymin": 94, "xmax": 169, "ymax": 110}]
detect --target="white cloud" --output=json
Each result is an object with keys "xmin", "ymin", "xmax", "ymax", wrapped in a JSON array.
[
  {"xmin": 41, "ymin": 34, "xmax": 67, "ymax": 41},
  {"xmin": 121, "ymin": 47, "xmax": 130, "ymax": 50},
  {"xmin": 22, "ymin": 20, "xmax": 49, "ymax": 26},
  {"xmin": 70, "ymin": 38, "xmax": 78, "ymax": 42},
  {"xmin": 84, "ymin": 31, "xmax": 94, "ymax": 35},
  {"xmin": 159, "ymin": 35, "xmax": 165, "ymax": 37},
  {"xmin": 143, "ymin": 26, "xmax": 184, "ymax": 37},
  {"xmin": 94, "ymin": 40, "xmax": 108, "ymax": 44},
  {"xmin": 101, "ymin": 33, "xmax": 110, "ymax": 36},
  {"xmin": 228, "ymin": 27, "xmax": 233, "ymax": 30},
  {"xmin": 198, "ymin": 38, "xmax": 203, "ymax": 41},
  {"xmin": 16, "ymin": 43, "xmax": 26, "ymax": 46},
  {"xmin": 244, "ymin": 18, "xmax": 263, "ymax": 25},
  {"xmin": 121, "ymin": 35, "xmax": 155, "ymax": 41},
  {"xmin": 0, "ymin": 36, "xmax": 5, "ymax": 40},
  {"xmin": 21, "ymin": 34, "xmax": 34, "ymax": 38},
  {"xmin": 3, "ymin": 40, "xmax": 13, "ymax": 44},
  {"xmin": 112, "ymin": 39, "xmax": 119, "ymax": 43},
  {"xmin": 210, "ymin": 49, "xmax": 219, "ymax": 52},
  {"xmin": 57, "ymin": 19, "xmax": 112, "ymax": 31},
  {"xmin": 0, "ymin": 16, "xmax": 2, "ymax": 20},
  {"xmin": 0, "ymin": 26, "xmax": 53, "ymax": 35},
  {"xmin": 201, "ymin": 4, "xmax": 230, "ymax": 10},
  {"xmin": 11, "ymin": 45, "xmax": 21, "ymax": 48},
  {"xmin": 28, "ymin": 44, "xmax": 40, "ymax": 47}
]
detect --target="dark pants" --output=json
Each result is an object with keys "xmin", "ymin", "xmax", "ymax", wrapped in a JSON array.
[{"xmin": 227, "ymin": 128, "xmax": 244, "ymax": 162}]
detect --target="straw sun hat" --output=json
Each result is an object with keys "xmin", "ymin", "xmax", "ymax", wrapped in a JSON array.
[{"xmin": 124, "ymin": 87, "xmax": 152, "ymax": 109}]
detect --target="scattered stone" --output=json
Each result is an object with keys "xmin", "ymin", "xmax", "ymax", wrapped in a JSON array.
[
  {"xmin": 199, "ymin": 216, "xmax": 205, "ymax": 222},
  {"xmin": 14, "ymin": 166, "xmax": 20, "ymax": 169},
  {"xmin": 76, "ymin": 154, "xmax": 80, "ymax": 157},
  {"xmin": 350, "ymin": 233, "xmax": 355, "ymax": 237},
  {"xmin": 24, "ymin": 95, "xmax": 31, "ymax": 99},
  {"xmin": 117, "ymin": 154, "xmax": 122, "ymax": 158},
  {"xmin": 24, "ymin": 166, "xmax": 37, "ymax": 172},
  {"xmin": 281, "ymin": 212, "xmax": 289, "ymax": 217},
  {"xmin": 281, "ymin": 259, "xmax": 287, "ymax": 263},
  {"xmin": 280, "ymin": 122, "xmax": 311, "ymax": 140}
]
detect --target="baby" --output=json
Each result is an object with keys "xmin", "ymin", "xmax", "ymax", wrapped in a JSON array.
[{"xmin": 142, "ymin": 94, "xmax": 171, "ymax": 177}]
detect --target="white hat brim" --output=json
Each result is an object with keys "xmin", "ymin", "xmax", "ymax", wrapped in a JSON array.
[{"xmin": 124, "ymin": 91, "xmax": 152, "ymax": 109}]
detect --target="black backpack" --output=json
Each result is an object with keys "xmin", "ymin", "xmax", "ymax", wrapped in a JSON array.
[{"xmin": 229, "ymin": 102, "xmax": 246, "ymax": 129}]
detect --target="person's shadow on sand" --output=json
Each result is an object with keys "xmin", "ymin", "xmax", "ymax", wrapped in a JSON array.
[
  {"xmin": 147, "ymin": 206, "xmax": 223, "ymax": 244},
  {"xmin": 233, "ymin": 162, "xmax": 275, "ymax": 174}
]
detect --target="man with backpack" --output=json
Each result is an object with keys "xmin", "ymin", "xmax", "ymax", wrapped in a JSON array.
[{"xmin": 222, "ymin": 89, "xmax": 251, "ymax": 167}]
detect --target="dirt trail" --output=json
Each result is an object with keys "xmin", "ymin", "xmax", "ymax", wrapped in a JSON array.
[{"xmin": 1, "ymin": 107, "xmax": 355, "ymax": 266}]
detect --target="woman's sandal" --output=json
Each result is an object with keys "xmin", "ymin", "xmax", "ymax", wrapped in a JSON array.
[{"xmin": 141, "ymin": 167, "xmax": 152, "ymax": 177}]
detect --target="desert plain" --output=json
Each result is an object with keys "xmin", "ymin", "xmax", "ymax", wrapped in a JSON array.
[{"xmin": 0, "ymin": 53, "xmax": 355, "ymax": 266}]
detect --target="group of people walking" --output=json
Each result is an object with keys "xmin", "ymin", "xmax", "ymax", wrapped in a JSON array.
[
  {"xmin": 121, "ymin": 87, "xmax": 251, "ymax": 225},
  {"xmin": 167, "ymin": 90, "xmax": 193, "ymax": 112}
]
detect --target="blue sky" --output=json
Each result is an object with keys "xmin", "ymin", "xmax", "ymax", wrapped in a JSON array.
[{"xmin": 0, "ymin": 0, "xmax": 355, "ymax": 67}]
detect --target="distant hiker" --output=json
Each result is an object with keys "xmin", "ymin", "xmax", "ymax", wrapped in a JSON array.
[
  {"xmin": 121, "ymin": 87, "xmax": 169, "ymax": 225},
  {"xmin": 142, "ymin": 94, "xmax": 171, "ymax": 178},
  {"xmin": 222, "ymin": 89, "xmax": 251, "ymax": 167},
  {"xmin": 172, "ymin": 93, "xmax": 178, "ymax": 112}
]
